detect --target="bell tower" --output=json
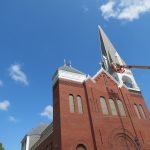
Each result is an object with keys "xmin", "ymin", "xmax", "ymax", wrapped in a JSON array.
[{"xmin": 98, "ymin": 26, "xmax": 140, "ymax": 91}]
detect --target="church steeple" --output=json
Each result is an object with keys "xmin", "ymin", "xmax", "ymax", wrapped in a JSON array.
[
  {"xmin": 98, "ymin": 25, "xmax": 126, "ymax": 71},
  {"xmin": 98, "ymin": 25, "xmax": 140, "ymax": 91}
]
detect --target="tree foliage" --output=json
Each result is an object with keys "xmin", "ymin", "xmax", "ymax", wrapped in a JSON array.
[{"xmin": 0, "ymin": 143, "xmax": 4, "ymax": 150}]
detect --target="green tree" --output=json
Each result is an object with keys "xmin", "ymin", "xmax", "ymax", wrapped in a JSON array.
[{"xmin": 0, "ymin": 143, "xmax": 4, "ymax": 150}]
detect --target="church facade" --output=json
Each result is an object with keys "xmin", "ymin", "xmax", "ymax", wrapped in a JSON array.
[{"xmin": 31, "ymin": 26, "xmax": 150, "ymax": 150}]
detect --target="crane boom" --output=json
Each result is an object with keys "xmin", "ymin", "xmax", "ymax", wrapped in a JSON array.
[
  {"xmin": 111, "ymin": 63, "xmax": 150, "ymax": 73},
  {"xmin": 123, "ymin": 65, "xmax": 150, "ymax": 69}
]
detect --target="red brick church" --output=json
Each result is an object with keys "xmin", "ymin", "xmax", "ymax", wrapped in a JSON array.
[{"xmin": 30, "ymin": 26, "xmax": 150, "ymax": 150}]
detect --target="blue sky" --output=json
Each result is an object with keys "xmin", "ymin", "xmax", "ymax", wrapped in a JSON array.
[{"xmin": 0, "ymin": 0, "xmax": 150, "ymax": 149}]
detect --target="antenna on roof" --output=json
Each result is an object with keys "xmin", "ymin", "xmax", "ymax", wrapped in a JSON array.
[
  {"xmin": 69, "ymin": 60, "xmax": 72, "ymax": 67},
  {"xmin": 64, "ymin": 59, "xmax": 66, "ymax": 66},
  {"xmin": 66, "ymin": 60, "xmax": 71, "ymax": 67},
  {"xmin": 64, "ymin": 59, "xmax": 71, "ymax": 67}
]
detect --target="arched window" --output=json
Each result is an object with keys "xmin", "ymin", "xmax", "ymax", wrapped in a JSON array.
[
  {"xmin": 139, "ymin": 105, "xmax": 146, "ymax": 119},
  {"xmin": 69, "ymin": 95, "xmax": 75, "ymax": 113},
  {"xmin": 100, "ymin": 97, "xmax": 108, "ymax": 115},
  {"xmin": 76, "ymin": 144, "xmax": 86, "ymax": 150},
  {"xmin": 122, "ymin": 76, "xmax": 133, "ymax": 88},
  {"xmin": 109, "ymin": 99, "xmax": 118, "ymax": 116},
  {"xmin": 117, "ymin": 100, "xmax": 126, "ymax": 116},
  {"xmin": 77, "ymin": 96, "xmax": 83, "ymax": 113},
  {"xmin": 134, "ymin": 104, "xmax": 141, "ymax": 119}
]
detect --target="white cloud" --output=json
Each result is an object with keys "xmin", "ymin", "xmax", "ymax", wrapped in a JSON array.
[
  {"xmin": 9, "ymin": 116, "xmax": 18, "ymax": 123},
  {"xmin": 40, "ymin": 105, "xmax": 53, "ymax": 119},
  {"xmin": 100, "ymin": 0, "xmax": 150, "ymax": 21},
  {"xmin": 9, "ymin": 64, "xmax": 29, "ymax": 85},
  {"xmin": 0, "ymin": 80, "xmax": 3, "ymax": 87},
  {"xmin": 0, "ymin": 100, "xmax": 10, "ymax": 111},
  {"xmin": 100, "ymin": 1, "xmax": 116, "ymax": 19},
  {"xmin": 83, "ymin": 6, "xmax": 89, "ymax": 13}
]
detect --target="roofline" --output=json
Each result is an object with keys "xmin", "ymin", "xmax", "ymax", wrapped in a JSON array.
[
  {"xmin": 92, "ymin": 67, "xmax": 141, "ymax": 92},
  {"xmin": 92, "ymin": 67, "xmax": 120, "ymax": 85},
  {"xmin": 21, "ymin": 134, "xmax": 27, "ymax": 143},
  {"xmin": 52, "ymin": 65, "xmax": 86, "ymax": 81}
]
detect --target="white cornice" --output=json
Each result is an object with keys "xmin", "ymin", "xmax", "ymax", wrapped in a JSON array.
[{"xmin": 52, "ymin": 70, "xmax": 87, "ymax": 85}]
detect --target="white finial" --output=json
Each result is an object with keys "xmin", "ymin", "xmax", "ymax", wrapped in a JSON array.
[
  {"xmin": 64, "ymin": 59, "xmax": 66, "ymax": 66},
  {"xmin": 64, "ymin": 60, "xmax": 72, "ymax": 67},
  {"xmin": 69, "ymin": 60, "xmax": 72, "ymax": 67}
]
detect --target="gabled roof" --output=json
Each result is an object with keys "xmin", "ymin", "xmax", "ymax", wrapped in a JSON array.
[
  {"xmin": 31, "ymin": 123, "xmax": 53, "ymax": 150},
  {"xmin": 92, "ymin": 67, "xmax": 120, "ymax": 86},
  {"xmin": 27, "ymin": 123, "xmax": 49, "ymax": 136},
  {"xmin": 21, "ymin": 123, "xmax": 49, "ymax": 144}
]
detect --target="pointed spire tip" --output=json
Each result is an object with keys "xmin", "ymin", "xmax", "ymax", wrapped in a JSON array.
[{"xmin": 98, "ymin": 25, "xmax": 103, "ymax": 32}]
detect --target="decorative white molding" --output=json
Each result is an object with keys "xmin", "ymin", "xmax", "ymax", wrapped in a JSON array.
[
  {"xmin": 92, "ymin": 68, "xmax": 140, "ymax": 92},
  {"xmin": 117, "ymin": 68, "xmax": 140, "ymax": 91},
  {"xmin": 92, "ymin": 68, "xmax": 120, "ymax": 85},
  {"xmin": 52, "ymin": 70, "xmax": 87, "ymax": 85}
]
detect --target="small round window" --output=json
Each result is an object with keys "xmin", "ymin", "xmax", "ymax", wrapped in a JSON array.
[{"xmin": 76, "ymin": 144, "xmax": 87, "ymax": 150}]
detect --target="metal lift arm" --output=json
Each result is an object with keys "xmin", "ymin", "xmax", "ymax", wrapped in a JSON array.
[{"xmin": 111, "ymin": 63, "xmax": 150, "ymax": 73}]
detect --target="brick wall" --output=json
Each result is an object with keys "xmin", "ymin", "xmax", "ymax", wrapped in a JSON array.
[{"xmin": 36, "ymin": 71, "xmax": 150, "ymax": 150}]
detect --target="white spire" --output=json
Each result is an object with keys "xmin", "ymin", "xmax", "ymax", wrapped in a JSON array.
[
  {"xmin": 98, "ymin": 25, "xmax": 126, "ymax": 70},
  {"xmin": 98, "ymin": 25, "xmax": 140, "ymax": 91}
]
